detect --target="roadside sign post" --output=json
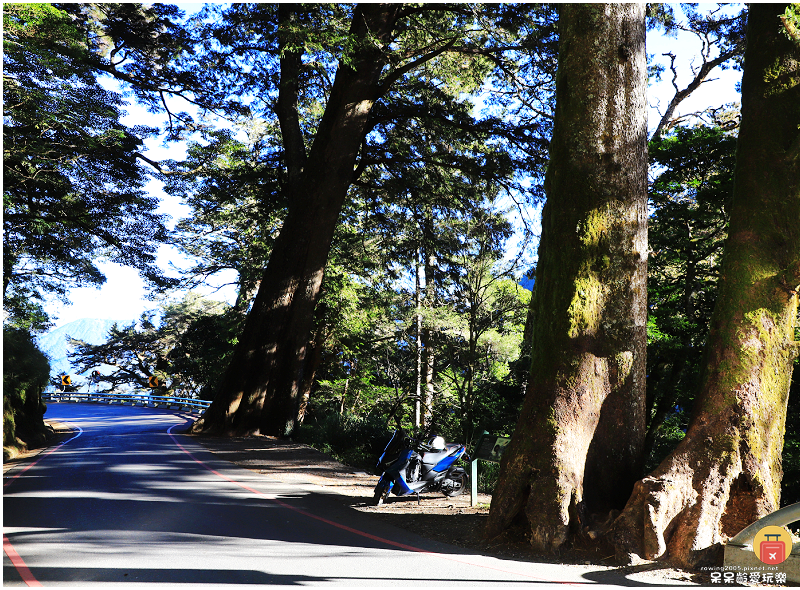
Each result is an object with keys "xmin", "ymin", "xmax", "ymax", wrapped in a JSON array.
[{"xmin": 470, "ymin": 431, "xmax": 511, "ymax": 507}]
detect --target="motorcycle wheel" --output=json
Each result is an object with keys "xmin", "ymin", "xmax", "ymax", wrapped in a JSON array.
[
  {"xmin": 372, "ymin": 482, "xmax": 390, "ymax": 506},
  {"xmin": 442, "ymin": 472, "xmax": 467, "ymax": 497}
]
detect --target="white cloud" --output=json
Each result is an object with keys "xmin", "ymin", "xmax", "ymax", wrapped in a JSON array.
[{"xmin": 46, "ymin": 263, "xmax": 148, "ymax": 328}]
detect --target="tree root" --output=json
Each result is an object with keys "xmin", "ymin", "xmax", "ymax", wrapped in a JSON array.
[{"xmin": 609, "ymin": 410, "xmax": 775, "ymax": 569}]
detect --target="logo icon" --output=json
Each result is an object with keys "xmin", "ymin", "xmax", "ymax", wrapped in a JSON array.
[{"xmin": 753, "ymin": 525, "xmax": 790, "ymax": 565}]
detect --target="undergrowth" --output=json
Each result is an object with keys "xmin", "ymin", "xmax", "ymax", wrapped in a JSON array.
[{"xmin": 294, "ymin": 411, "xmax": 500, "ymax": 493}]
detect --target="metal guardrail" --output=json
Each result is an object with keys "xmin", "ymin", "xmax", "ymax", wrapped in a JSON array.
[{"xmin": 42, "ymin": 391, "xmax": 211, "ymax": 414}]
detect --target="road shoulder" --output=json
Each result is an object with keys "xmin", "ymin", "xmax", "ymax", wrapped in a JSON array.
[{"xmin": 193, "ymin": 432, "xmax": 705, "ymax": 586}]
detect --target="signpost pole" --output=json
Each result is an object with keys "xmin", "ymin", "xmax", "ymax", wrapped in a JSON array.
[
  {"xmin": 471, "ymin": 431, "xmax": 488, "ymax": 508},
  {"xmin": 471, "ymin": 458, "xmax": 479, "ymax": 507},
  {"xmin": 470, "ymin": 431, "xmax": 512, "ymax": 508}
]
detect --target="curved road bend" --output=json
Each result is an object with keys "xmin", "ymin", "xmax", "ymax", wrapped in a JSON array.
[{"xmin": 4, "ymin": 403, "xmax": 691, "ymax": 587}]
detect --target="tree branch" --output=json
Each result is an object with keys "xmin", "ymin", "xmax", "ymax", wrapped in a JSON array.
[
  {"xmin": 651, "ymin": 46, "xmax": 743, "ymax": 140},
  {"xmin": 276, "ymin": 4, "xmax": 308, "ymax": 181},
  {"xmin": 378, "ymin": 36, "xmax": 459, "ymax": 97}
]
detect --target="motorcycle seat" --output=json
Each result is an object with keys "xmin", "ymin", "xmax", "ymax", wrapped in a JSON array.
[{"xmin": 421, "ymin": 446, "xmax": 459, "ymax": 466}]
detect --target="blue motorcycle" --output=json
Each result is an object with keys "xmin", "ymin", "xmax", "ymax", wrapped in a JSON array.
[{"xmin": 372, "ymin": 430, "xmax": 469, "ymax": 506}]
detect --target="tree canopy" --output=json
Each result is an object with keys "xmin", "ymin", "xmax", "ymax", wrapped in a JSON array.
[
  {"xmin": 68, "ymin": 293, "xmax": 242, "ymax": 398},
  {"xmin": 3, "ymin": 4, "xmax": 171, "ymax": 331}
]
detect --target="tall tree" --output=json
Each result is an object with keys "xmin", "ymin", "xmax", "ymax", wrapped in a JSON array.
[
  {"xmin": 436, "ymin": 214, "xmax": 531, "ymax": 444},
  {"xmin": 2, "ymin": 3, "xmax": 180, "ymax": 450},
  {"xmin": 350, "ymin": 89, "xmax": 528, "ymax": 429},
  {"xmin": 189, "ymin": 4, "xmax": 556, "ymax": 437},
  {"xmin": 189, "ymin": 4, "xmax": 409, "ymax": 437},
  {"xmin": 611, "ymin": 3, "xmax": 800, "ymax": 568},
  {"xmin": 485, "ymin": 4, "xmax": 648, "ymax": 551}
]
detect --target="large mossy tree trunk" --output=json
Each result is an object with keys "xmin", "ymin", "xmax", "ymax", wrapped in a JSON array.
[
  {"xmin": 485, "ymin": 4, "xmax": 648, "ymax": 552},
  {"xmin": 191, "ymin": 5, "xmax": 402, "ymax": 437},
  {"xmin": 611, "ymin": 3, "xmax": 800, "ymax": 569}
]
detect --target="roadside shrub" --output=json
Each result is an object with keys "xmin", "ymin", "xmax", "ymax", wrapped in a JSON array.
[
  {"xmin": 295, "ymin": 410, "xmax": 391, "ymax": 472},
  {"xmin": 3, "ymin": 328, "xmax": 51, "ymax": 458},
  {"xmin": 476, "ymin": 460, "xmax": 501, "ymax": 494}
]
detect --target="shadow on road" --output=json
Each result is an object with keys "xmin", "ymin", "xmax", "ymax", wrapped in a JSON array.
[{"xmin": 4, "ymin": 404, "xmax": 699, "ymax": 587}]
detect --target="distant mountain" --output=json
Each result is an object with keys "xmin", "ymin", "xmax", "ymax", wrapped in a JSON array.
[{"xmin": 37, "ymin": 318, "xmax": 128, "ymax": 379}]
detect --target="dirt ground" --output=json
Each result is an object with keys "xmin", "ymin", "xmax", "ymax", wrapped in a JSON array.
[{"xmin": 191, "ymin": 432, "xmax": 716, "ymax": 586}]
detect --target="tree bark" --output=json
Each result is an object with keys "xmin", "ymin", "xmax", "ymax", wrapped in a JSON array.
[
  {"xmin": 414, "ymin": 248, "xmax": 423, "ymax": 428},
  {"xmin": 485, "ymin": 4, "xmax": 648, "ymax": 551},
  {"xmin": 191, "ymin": 4, "xmax": 402, "ymax": 436},
  {"xmin": 611, "ymin": 3, "xmax": 800, "ymax": 568},
  {"xmin": 421, "ymin": 237, "xmax": 437, "ymax": 429},
  {"xmin": 296, "ymin": 326, "xmax": 325, "ymax": 426}
]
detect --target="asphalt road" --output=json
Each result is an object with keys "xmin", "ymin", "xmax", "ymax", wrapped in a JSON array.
[{"xmin": 4, "ymin": 403, "xmax": 689, "ymax": 588}]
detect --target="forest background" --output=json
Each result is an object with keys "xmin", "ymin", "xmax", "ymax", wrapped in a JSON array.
[{"xmin": 4, "ymin": 1, "xmax": 799, "ymax": 564}]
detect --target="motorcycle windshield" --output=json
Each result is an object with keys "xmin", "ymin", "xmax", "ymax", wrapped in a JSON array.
[{"xmin": 375, "ymin": 430, "xmax": 405, "ymax": 473}]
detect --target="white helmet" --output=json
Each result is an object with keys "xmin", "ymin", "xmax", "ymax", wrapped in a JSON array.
[{"xmin": 428, "ymin": 436, "xmax": 446, "ymax": 451}]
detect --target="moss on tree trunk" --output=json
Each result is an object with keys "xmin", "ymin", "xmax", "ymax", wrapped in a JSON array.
[
  {"xmin": 485, "ymin": 3, "xmax": 648, "ymax": 551},
  {"xmin": 611, "ymin": 3, "xmax": 800, "ymax": 568}
]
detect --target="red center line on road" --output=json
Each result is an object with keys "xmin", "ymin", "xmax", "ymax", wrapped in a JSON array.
[
  {"xmin": 4, "ymin": 423, "xmax": 81, "ymax": 587},
  {"xmin": 167, "ymin": 423, "xmax": 585, "ymax": 586},
  {"xmin": 3, "ymin": 535, "xmax": 43, "ymax": 587}
]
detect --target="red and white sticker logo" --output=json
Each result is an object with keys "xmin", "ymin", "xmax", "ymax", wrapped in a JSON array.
[{"xmin": 753, "ymin": 525, "xmax": 791, "ymax": 565}]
